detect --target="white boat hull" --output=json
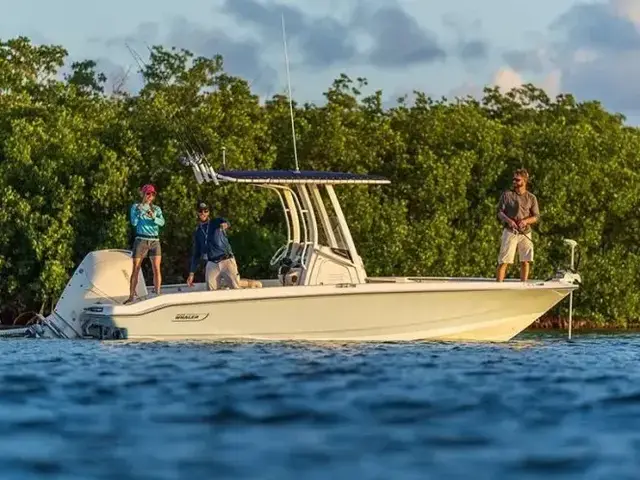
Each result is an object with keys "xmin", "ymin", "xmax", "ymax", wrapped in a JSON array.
[
  {"xmin": 28, "ymin": 250, "xmax": 579, "ymax": 343},
  {"xmin": 80, "ymin": 281, "xmax": 575, "ymax": 342}
]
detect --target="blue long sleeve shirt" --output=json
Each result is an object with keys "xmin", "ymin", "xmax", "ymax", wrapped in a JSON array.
[
  {"xmin": 130, "ymin": 203, "xmax": 165, "ymax": 239},
  {"xmin": 189, "ymin": 217, "xmax": 234, "ymax": 273}
]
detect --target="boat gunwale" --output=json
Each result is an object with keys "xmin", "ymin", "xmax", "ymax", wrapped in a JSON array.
[{"xmin": 84, "ymin": 279, "xmax": 577, "ymax": 318}]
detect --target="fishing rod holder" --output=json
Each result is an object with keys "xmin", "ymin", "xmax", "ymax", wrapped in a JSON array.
[{"xmin": 179, "ymin": 152, "xmax": 219, "ymax": 186}]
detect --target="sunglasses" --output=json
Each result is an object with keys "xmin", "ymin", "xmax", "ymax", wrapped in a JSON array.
[{"xmin": 198, "ymin": 209, "xmax": 209, "ymax": 214}]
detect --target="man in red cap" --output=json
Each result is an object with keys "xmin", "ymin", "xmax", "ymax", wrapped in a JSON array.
[{"xmin": 125, "ymin": 184, "xmax": 165, "ymax": 303}]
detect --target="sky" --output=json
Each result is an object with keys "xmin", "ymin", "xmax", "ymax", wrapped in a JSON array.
[{"xmin": 2, "ymin": 0, "xmax": 640, "ymax": 123}]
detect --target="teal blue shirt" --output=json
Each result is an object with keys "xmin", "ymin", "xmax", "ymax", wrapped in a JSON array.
[{"xmin": 130, "ymin": 203, "xmax": 165, "ymax": 239}]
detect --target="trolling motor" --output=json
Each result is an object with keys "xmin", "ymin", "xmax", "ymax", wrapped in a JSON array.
[
  {"xmin": 551, "ymin": 238, "xmax": 582, "ymax": 285},
  {"xmin": 564, "ymin": 239, "xmax": 580, "ymax": 273},
  {"xmin": 550, "ymin": 238, "xmax": 581, "ymax": 340}
]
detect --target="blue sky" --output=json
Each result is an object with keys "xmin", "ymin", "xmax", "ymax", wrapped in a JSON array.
[{"xmin": 2, "ymin": 0, "xmax": 640, "ymax": 122}]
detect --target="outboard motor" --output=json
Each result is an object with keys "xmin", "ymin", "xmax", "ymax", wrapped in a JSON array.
[{"xmin": 26, "ymin": 250, "xmax": 144, "ymax": 339}]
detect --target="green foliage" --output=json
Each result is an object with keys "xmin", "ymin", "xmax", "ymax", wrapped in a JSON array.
[{"xmin": 0, "ymin": 36, "xmax": 637, "ymax": 327}]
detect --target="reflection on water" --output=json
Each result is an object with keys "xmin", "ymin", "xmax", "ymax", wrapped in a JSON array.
[{"xmin": 0, "ymin": 332, "xmax": 639, "ymax": 479}]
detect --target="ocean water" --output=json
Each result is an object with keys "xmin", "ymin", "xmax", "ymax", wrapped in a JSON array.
[{"xmin": 0, "ymin": 333, "xmax": 639, "ymax": 479}]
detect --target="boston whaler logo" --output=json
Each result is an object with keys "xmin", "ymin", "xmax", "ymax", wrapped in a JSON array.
[{"xmin": 173, "ymin": 313, "xmax": 209, "ymax": 322}]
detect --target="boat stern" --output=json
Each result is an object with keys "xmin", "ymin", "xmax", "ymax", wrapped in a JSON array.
[{"xmin": 26, "ymin": 249, "xmax": 143, "ymax": 339}]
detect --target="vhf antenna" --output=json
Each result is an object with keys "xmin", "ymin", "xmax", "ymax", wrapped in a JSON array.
[{"xmin": 281, "ymin": 14, "xmax": 300, "ymax": 172}]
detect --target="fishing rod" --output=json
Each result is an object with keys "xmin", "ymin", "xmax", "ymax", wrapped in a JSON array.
[{"xmin": 124, "ymin": 42, "xmax": 210, "ymax": 169}]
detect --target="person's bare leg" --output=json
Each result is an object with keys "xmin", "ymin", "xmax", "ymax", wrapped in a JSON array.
[
  {"xmin": 127, "ymin": 258, "xmax": 143, "ymax": 303},
  {"xmin": 496, "ymin": 263, "xmax": 509, "ymax": 282},
  {"xmin": 520, "ymin": 261, "xmax": 530, "ymax": 282},
  {"xmin": 151, "ymin": 255, "xmax": 162, "ymax": 295}
]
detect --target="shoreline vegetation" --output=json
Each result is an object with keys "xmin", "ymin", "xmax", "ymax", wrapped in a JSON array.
[
  {"xmin": 532, "ymin": 315, "xmax": 627, "ymax": 331},
  {"xmin": 1, "ymin": 37, "xmax": 639, "ymax": 328}
]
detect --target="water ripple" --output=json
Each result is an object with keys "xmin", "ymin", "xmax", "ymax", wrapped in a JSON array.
[{"xmin": 0, "ymin": 334, "xmax": 639, "ymax": 478}]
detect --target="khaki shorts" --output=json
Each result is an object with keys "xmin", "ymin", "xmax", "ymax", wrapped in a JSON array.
[
  {"xmin": 132, "ymin": 238, "xmax": 161, "ymax": 259},
  {"xmin": 498, "ymin": 229, "xmax": 533, "ymax": 264}
]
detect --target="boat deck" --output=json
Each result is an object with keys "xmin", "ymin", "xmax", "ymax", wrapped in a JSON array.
[{"xmin": 144, "ymin": 275, "xmax": 544, "ymax": 299}]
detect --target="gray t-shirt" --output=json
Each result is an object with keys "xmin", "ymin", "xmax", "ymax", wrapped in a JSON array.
[{"xmin": 497, "ymin": 190, "xmax": 540, "ymax": 234}]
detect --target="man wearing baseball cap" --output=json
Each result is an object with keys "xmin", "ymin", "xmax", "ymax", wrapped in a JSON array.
[
  {"xmin": 125, "ymin": 184, "xmax": 165, "ymax": 304},
  {"xmin": 187, "ymin": 201, "xmax": 240, "ymax": 290}
]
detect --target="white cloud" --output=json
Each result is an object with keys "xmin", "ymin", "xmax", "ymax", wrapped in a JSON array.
[
  {"xmin": 446, "ymin": 65, "xmax": 561, "ymax": 102},
  {"xmin": 611, "ymin": 0, "xmax": 640, "ymax": 28},
  {"xmin": 541, "ymin": 69, "xmax": 561, "ymax": 97},
  {"xmin": 492, "ymin": 67, "xmax": 525, "ymax": 92}
]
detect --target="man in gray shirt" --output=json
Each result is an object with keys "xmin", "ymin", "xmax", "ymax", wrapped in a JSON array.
[{"xmin": 496, "ymin": 168, "xmax": 540, "ymax": 282}]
